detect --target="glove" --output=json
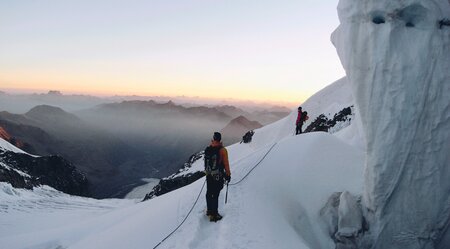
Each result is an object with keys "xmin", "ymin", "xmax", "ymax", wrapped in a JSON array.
[{"xmin": 225, "ymin": 175, "xmax": 231, "ymax": 182}]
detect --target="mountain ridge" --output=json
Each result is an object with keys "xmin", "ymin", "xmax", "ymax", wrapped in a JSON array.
[{"xmin": 0, "ymin": 138, "xmax": 91, "ymax": 196}]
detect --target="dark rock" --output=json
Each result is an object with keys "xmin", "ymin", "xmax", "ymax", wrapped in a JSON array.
[
  {"xmin": 0, "ymin": 150, "xmax": 91, "ymax": 196},
  {"xmin": 439, "ymin": 18, "xmax": 450, "ymax": 29},
  {"xmin": 372, "ymin": 16, "xmax": 386, "ymax": 24},
  {"xmin": 143, "ymin": 151, "xmax": 205, "ymax": 201},
  {"xmin": 305, "ymin": 106, "xmax": 353, "ymax": 133}
]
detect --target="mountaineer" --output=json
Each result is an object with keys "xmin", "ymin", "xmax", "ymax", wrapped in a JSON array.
[
  {"xmin": 204, "ymin": 132, "xmax": 231, "ymax": 222},
  {"xmin": 296, "ymin": 107, "xmax": 309, "ymax": 135}
]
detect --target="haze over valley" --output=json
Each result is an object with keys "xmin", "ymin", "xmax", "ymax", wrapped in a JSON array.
[{"xmin": 0, "ymin": 92, "xmax": 289, "ymax": 198}]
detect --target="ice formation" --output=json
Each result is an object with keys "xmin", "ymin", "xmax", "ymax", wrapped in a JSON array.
[{"xmin": 332, "ymin": 0, "xmax": 450, "ymax": 248}]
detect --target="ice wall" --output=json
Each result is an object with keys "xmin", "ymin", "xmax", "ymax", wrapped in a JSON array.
[{"xmin": 331, "ymin": 0, "xmax": 450, "ymax": 248}]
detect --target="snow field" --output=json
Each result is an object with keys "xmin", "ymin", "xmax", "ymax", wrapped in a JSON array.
[
  {"xmin": 0, "ymin": 183, "xmax": 136, "ymax": 248},
  {"xmin": 125, "ymin": 178, "xmax": 160, "ymax": 199}
]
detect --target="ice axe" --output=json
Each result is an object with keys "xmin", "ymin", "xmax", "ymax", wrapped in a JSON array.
[{"xmin": 225, "ymin": 181, "xmax": 229, "ymax": 204}]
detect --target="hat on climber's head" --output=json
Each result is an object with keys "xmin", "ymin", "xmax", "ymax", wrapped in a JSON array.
[{"xmin": 213, "ymin": 132, "xmax": 222, "ymax": 142}]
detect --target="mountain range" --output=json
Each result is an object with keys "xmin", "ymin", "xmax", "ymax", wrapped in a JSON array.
[{"xmin": 0, "ymin": 99, "xmax": 289, "ymax": 198}]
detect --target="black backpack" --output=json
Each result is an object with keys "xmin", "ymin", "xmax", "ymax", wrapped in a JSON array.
[
  {"xmin": 204, "ymin": 146, "xmax": 223, "ymax": 176},
  {"xmin": 242, "ymin": 130, "xmax": 254, "ymax": 143}
]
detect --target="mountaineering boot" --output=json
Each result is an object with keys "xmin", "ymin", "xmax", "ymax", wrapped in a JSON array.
[{"xmin": 209, "ymin": 213, "xmax": 223, "ymax": 222}]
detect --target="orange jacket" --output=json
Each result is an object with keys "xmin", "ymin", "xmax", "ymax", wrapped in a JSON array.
[{"xmin": 210, "ymin": 140, "xmax": 231, "ymax": 176}]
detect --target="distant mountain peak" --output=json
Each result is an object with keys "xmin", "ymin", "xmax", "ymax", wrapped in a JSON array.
[
  {"xmin": 26, "ymin": 105, "xmax": 66, "ymax": 115},
  {"xmin": 47, "ymin": 90, "xmax": 63, "ymax": 96},
  {"xmin": 25, "ymin": 105, "xmax": 81, "ymax": 123},
  {"xmin": 229, "ymin": 115, "xmax": 261, "ymax": 128},
  {"xmin": 166, "ymin": 100, "xmax": 176, "ymax": 106},
  {"xmin": 220, "ymin": 115, "xmax": 262, "ymax": 144}
]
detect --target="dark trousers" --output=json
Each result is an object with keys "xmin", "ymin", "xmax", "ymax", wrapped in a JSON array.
[
  {"xmin": 206, "ymin": 174, "xmax": 224, "ymax": 215},
  {"xmin": 296, "ymin": 124, "xmax": 303, "ymax": 135}
]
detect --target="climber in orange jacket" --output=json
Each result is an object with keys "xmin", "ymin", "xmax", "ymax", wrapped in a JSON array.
[{"xmin": 204, "ymin": 132, "xmax": 231, "ymax": 222}]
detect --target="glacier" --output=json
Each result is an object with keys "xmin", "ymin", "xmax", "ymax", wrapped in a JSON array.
[{"xmin": 331, "ymin": 0, "xmax": 450, "ymax": 248}]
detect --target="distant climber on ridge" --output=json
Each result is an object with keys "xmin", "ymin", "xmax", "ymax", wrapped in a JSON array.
[
  {"xmin": 295, "ymin": 107, "xmax": 309, "ymax": 135},
  {"xmin": 241, "ymin": 130, "xmax": 255, "ymax": 144},
  {"xmin": 204, "ymin": 132, "xmax": 231, "ymax": 222}
]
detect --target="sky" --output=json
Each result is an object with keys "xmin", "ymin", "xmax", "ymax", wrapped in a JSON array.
[{"xmin": 0, "ymin": 0, "xmax": 344, "ymax": 106}]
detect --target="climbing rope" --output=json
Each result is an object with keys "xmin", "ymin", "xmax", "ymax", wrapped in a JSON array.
[
  {"xmin": 152, "ymin": 142, "xmax": 277, "ymax": 249},
  {"xmin": 229, "ymin": 142, "xmax": 277, "ymax": 186},
  {"xmin": 152, "ymin": 179, "xmax": 206, "ymax": 249}
]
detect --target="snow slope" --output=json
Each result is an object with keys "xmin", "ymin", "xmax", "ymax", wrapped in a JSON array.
[
  {"xmin": 0, "ymin": 137, "xmax": 30, "ymax": 155},
  {"xmin": 332, "ymin": 0, "xmax": 450, "ymax": 248},
  {"xmin": 125, "ymin": 178, "xmax": 160, "ymax": 199},
  {"xmin": 0, "ymin": 78, "xmax": 364, "ymax": 249},
  {"xmin": 0, "ymin": 138, "xmax": 34, "ymax": 178},
  {"xmin": 0, "ymin": 183, "xmax": 135, "ymax": 240}
]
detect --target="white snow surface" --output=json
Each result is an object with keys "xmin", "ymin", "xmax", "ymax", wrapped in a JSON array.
[
  {"xmin": 0, "ymin": 78, "xmax": 366, "ymax": 249},
  {"xmin": 125, "ymin": 178, "xmax": 160, "ymax": 199},
  {"xmin": 332, "ymin": 0, "xmax": 450, "ymax": 248},
  {"xmin": 0, "ymin": 137, "xmax": 31, "ymax": 155}
]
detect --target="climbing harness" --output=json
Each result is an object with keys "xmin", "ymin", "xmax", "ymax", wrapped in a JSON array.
[{"xmin": 152, "ymin": 142, "xmax": 277, "ymax": 249}]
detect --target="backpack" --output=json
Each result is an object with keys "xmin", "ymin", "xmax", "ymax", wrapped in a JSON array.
[
  {"xmin": 301, "ymin": 111, "xmax": 309, "ymax": 123},
  {"xmin": 242, "ymin": 130, "xmax": 254, "ymax": 143},
  {"xmin": 204, "ymin": 146, "xmax": 224, "ymax": 176}
]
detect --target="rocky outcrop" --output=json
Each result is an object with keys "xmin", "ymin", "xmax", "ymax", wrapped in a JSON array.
[
  {"xmin": 305, "ymin": 106, "xmax": 353, "ymax": 133},
  {"xmin": 143, "ymin": 151, "xmax": 205, "ymax": 201},
  {"xmin": 0, "ymin": 150, "xmax": 90, "ymax": 197}
]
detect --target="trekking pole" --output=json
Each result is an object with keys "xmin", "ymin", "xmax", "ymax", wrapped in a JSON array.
[{"xmin": 225, "ymin": 181, "xmax": 229, "ymax": 204}]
